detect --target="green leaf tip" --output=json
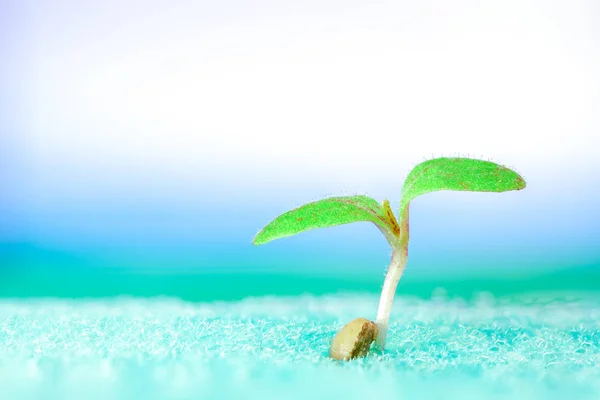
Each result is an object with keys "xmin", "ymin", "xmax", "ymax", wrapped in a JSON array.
[
  {"xmin": 253, "ymin": 195, "xmax": 392, "ymax": 246},
  {"xmin": 399, "ymin": 157, "xmax": 526, "ymax": 216}
]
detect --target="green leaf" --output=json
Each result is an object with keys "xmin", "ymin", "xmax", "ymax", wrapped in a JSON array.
[
  {"xmin": 399, "ymin": 157, "xmax": 526, "ymax": 218},
  {"xmin": 253, "ymin": 195, "xmax": 393, "ymax": 245}
]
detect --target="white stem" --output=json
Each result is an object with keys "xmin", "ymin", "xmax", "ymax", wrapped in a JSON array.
[{"xmin": 374, "ymin": 247, "xmax": 407, "ymax": 350}]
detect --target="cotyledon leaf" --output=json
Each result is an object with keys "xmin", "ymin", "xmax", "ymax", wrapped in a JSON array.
[
  {"xmin": 399, "ymin": 157, "xmax": 527, "ymax": 218},
  {"xmin": 253, "ymin": 195, "xmax": 395, "ymax": 245}
]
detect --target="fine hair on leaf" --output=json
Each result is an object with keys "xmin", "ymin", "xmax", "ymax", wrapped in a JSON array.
[{"xmin": 253, "ymin": 195, "xmax": 395, "ymax": 245}]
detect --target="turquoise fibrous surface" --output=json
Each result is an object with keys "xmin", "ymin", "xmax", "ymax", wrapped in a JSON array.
[{"xmin": 1, "ymin": 293, "xmax": 599, "ymax": 400}]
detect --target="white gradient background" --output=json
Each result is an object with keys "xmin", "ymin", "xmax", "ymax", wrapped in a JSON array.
[{"xmin": 1, "ymin": 0, "xmax": 599, "ymax": 281}]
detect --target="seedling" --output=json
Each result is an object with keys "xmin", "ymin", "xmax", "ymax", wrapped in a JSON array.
[{"xmin": 252, "ymin": 157, "xmax": 526, "ymax": 355}]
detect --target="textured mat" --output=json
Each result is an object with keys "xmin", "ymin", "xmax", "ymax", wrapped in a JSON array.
[{"xmin": 1, "ymin": 293, "xmax": 599, "ymax": 400}]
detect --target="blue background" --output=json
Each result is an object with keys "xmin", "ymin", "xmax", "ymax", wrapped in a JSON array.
[{"xmin": 1, "ymin": 0, "xmax": 599, "ymax": 300}]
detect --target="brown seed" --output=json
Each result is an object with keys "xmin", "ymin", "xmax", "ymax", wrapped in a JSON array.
[{"xmin": 329, "ymin": 317, "xmax": 379, "ymax": 361}]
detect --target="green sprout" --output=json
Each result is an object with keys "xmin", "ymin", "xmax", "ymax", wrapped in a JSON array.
[{"xmin": 252, "ymin": 157, "xmax": 526, "ymax": 356}]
